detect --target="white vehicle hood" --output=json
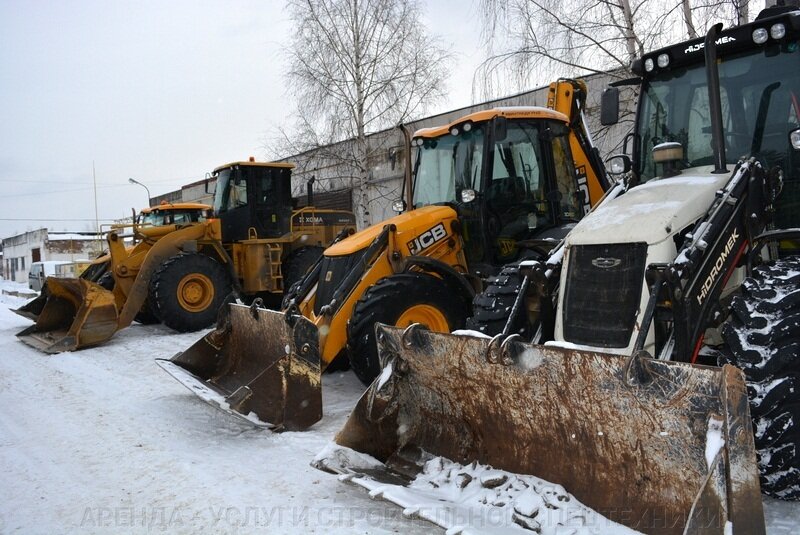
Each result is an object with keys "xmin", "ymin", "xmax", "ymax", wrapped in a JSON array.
[{"xmin": 567, "ymin": 168, "xmax": 731, "ymax": 246}]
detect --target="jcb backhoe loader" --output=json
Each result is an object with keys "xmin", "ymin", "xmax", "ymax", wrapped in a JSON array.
[
  {"xmin": 318, "ymin": 8, "xmax": 800, "ymax": 534},
  {"xmin": 14, "ymin": 161, "xmax": 356, "ymax": 353},
  {"xmin": 157, "ymin": 79, "xmax": 611, "ymax": 431}
]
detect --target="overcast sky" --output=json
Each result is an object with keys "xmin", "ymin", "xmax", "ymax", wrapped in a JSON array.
[{"xmin": 0, "ymin": 0, "xmax": 484, "ymax": 238}]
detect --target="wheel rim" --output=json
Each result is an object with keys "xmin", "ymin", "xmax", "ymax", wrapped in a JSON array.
[
  {"xmin": 176, "ymin": 273, "xmax": 215, "ymax": 312},
  {"xmin": 396, "ymin": 304, "xmax": 450, "ymax": 332}
]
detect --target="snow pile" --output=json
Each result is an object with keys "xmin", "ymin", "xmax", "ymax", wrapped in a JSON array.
[
  {"xmin": 403, "ymin": 456, "xmax": 641, "ymax": 535},
  {"xmin": 321, "ymin": 443, "xmax": 640, "ymax": 535},
  {"xmin": 705, "ymin": 416, "xmax": 725, "ymax": 469}
]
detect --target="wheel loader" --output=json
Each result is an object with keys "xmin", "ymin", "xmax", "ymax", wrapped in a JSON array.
[
  {"xmin": 317, "ymin": 8, "xmax": 800, "ymax": 535},
  {"xmin": 157, "ymin": 79, "xmax": 611, "ymax": 430},
  {"xmin": 15, "ymin": 201, "xmax": 215, "ymax": 325},
  {"xmin": 14, "ymin": 161, "xmax": 356, "ymax": 353}
]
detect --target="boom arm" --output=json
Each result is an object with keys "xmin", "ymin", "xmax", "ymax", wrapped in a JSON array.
[{"xmin": 547, "ymin": 79, "xmax": 611, "ymax": 211}]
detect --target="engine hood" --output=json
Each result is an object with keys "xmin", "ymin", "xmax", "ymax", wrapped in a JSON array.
[
  {"xmin": 566, "ymin": 168, "xmax": 731, "ymax": 246},
  {"xmin": 324, "ymin": 204, "xmax": 458, "ymax": 256}
]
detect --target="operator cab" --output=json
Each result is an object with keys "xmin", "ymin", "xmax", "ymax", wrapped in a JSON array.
[
  {"xmin": 410, "ymin": 108, "xmax": 587, "ymax": 273},
  {"xmin": 212, "ymin": 161, "xmax": 295, "ymax": 242},
  {"xmin": 603, "ymin": 8, "xmax": 800, "ymax": 230}
]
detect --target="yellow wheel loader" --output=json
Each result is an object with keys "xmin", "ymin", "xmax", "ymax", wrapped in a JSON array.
[
  {"xmin": 14, "ymin": 161, "xmax": 356, "ymax": 353},
  {"xmin": 316, "ymin": 9, "xmax": 800, "ymax": 534},
  {"xmin": 157, "ymin": 79, "xmax": 611, "ymax": 431},
  {"xmin": 15, "ymin": 201, "xmax": 215, "ymax": 326}
]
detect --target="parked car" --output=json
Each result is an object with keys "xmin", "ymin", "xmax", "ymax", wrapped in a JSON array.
[{"xmin": 28, "ymin": 261, "xmax": 71, "ymax": 291}]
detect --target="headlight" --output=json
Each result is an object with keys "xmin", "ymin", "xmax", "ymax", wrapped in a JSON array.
[
  {"xmin": 450, "ymin": 127, "xmax": 459, "ymax": 136},
  {"xmin": 644, "ymin": 58, "xmax": 654, "ymax": 72},
  {"xmin": 753, "ymin": 28, "xmax": 769, "ymax": 44},
  {"xmin": 462, "ymin": 122, "xmax": 472, "ymax": 132},
  {"xmin": 657, "ymin": 54, "xmax": 669, "ymax": 68},
  {"xmin": 771, "ymin": 23, "xmax": 786, "ymax": 40}
]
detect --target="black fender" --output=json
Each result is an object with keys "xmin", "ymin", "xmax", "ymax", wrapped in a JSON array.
[{"xmin": 402, "ymin": 255, "xmax": 476, "ymax": 307}]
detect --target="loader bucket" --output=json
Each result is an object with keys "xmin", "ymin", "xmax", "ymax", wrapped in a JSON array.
[
  {"xmin": 315, "ymin": 325, "xmax": 765, "ymax": 535},
  {"xmin": 12, "ymin": 284, "xmax": 48, "ymax": 321},
  {"xmin": 156, "ymin": 303, "xmax": 322, "ymax": 431},
  {"xmin": 15, "ymin": 278, "xmax": 119, "ymax": 353}
]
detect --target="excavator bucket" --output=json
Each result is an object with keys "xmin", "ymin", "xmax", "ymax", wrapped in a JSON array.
[
  {"xmin": 315, "ymin": 325, "xmax": 765, "ymax": 535},
  {"xmin": 15, "ymin": 278, "xmax": 119, "ymax": 353},
  {"xmin": 156, "ymin": 303, "xmax": 322, "ymax": 431}
]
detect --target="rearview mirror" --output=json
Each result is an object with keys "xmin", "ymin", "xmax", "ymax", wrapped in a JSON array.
[
  {"xmin": 790, "ymin": 128, "xmax": 800, "ymax": 150},
  {"xmin": 606, "ymin": 154, "xmax": 632, "ymax": 176},
  {"xmin": 601, "ymin": 87, "xmax": 620, "ymax": 126}
]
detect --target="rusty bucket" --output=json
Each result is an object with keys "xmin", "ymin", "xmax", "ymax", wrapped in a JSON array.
[
  {"xmin": 157, "ymin": 303, "xmax": 322, "ymax": 431},
  {"xmin": 315, "ymin": 325, "xmax": 765, "ymax": 535}
]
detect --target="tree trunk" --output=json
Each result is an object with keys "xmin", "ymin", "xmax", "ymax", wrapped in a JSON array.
[
  {"xmin": 619, "ymin": 0, "xmax": 640, "ymax": 65},
  {"xmin": 682, "ymin": 0, "xmax": 698, "ymax": 39}
]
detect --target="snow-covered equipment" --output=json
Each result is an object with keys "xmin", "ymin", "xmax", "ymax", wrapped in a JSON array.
[
  {"xmin": 158, "ymin": 81, "xmax": 612, "ymax": 430},
  {"xmin": 315, "ymin": 324, "xmax": 764, "ymax": 534},
  {"xmin": 14, "ymin": 162, "xmax": 355, "ymax": 353},
  {"xmin": 319, "ymin": 8, "xmax": 800, "ymax": 532}
]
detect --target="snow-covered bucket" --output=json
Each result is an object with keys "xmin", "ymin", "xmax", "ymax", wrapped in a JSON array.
[{"xmin": 315, "ymin": 324, "xmax": 765, "ymax": 534}]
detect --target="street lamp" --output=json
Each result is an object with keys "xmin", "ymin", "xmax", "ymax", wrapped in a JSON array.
[{"xmin": 128, "ymin": 178, "xmax": 152, "ymax": 206}]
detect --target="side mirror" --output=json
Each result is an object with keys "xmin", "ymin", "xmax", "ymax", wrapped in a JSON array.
[
  {"xmin": 606, "ymin": 154, "xmax": 632, "ymax": 176},
  {"xmin": 392, "ymin": 200, "xmax": 407, "ymax": 212},
  {"xmin": 460, "ymin": 189, "xmax": 477, "ymax": 203},
  {"xmin": 790, "ymin": 128, "xmax": 800, "ymax": 150},
  {"xmin": 600, "ymin": 87, "xmax": 620, "ymax": 126}
]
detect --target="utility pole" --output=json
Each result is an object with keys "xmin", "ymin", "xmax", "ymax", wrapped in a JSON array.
[{"xmin": 93, "ymin": 161, "xmax": 100, "ymax": 242}]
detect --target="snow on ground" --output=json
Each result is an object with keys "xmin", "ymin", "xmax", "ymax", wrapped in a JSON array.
[{"xmin": 1, "ymin": 278, "xmax": 799, "ymax": 534}]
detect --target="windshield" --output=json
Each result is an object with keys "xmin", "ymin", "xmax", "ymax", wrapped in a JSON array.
[
  {"xmin": 488, "ymin": 121, "xmax": 581, "ymax": 224},
  {"xmin": 138, "ymin": 209, "xmax": 206, "ymax": 226},
  {"xmin": 638, "ymin": 41, "xmax": 800, "ymax": 181},
  {"xmin": 412, "ymin": 125, "xmax": 485, "ymax": 208},
  {"xmin": 212, "ymin": 168, "xmax": 248, "ymax": 212}
]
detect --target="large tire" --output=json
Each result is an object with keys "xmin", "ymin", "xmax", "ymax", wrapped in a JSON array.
[
  {"xmin": 466, "ymin": 263, "xmax": 532, "ymax": 338},
  {"xmin": 720, "ymin": 256, "xmax": 800, "ymax": 499},
  {"xmin": 283, "ymin": 246, "xmax": 325, "ymax": 294},
  {"xmin": 150, "ymin": 253, "xmax": 233, "ymax": 333},
  {"xmin": 347, "ymin": 273, "xmax": 469, "ymax": 385}
]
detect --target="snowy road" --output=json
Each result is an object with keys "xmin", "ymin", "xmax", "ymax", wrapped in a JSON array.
[{"xmin": 0, "ymin": 280, "xmax": 798, "ymax": 534}]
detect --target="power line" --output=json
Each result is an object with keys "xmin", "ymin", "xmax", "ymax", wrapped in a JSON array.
[
  {"xmin": 0, "ymin": 218, "xmax": 120, "ymax": 222},
  {"xmin": 1, "ymin": 175, "xmax": 205, "ymax": 186}
]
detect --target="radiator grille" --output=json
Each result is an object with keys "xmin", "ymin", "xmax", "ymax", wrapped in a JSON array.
[{"xmin": 563, "ymin": 243, "xmax": 647, "ymax": 348}]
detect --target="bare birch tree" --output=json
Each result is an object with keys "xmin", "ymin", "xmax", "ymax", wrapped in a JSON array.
[
  {"xmin": 279, "ymin": 0, "xmax": 450, "ymax": 226},
  {"xmin": 476, "ymin": 0, "xmax": 761, "ymax": 98}
]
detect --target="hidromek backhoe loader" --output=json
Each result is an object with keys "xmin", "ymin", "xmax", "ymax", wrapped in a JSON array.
[
  {"xmin": 157, "ymin": 79, "xmax": 611, "ymax": 431},
  {"xmin": 318, "ymin": 7, "xmax": 800, "ymax": 535},
  {"xmin": 14, "ymin": 161, "xmax": 356, "ymax": 353}
]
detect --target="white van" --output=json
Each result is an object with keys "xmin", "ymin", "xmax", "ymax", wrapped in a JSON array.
[{"xmin": 28, "ymin": 261, "xmax": 71, "ymax": 292}]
